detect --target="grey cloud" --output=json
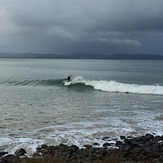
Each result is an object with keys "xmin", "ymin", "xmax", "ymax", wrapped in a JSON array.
[
  {"xmin": 94, "ymin": 38, "xmax": 141, "ymax": 47},
  {"xmin": 0, "ymin": 0, "xmax": 163, "ymax": 54}
]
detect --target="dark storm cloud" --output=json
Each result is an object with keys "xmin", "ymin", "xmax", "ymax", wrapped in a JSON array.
[{"xmin": 0, "ymin": 0, "xmax": 163, "ymax": 54}]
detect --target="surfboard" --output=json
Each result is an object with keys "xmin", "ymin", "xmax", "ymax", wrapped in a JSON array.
[{"xmin": 63, "ymin": 80, "xmax": 72, "ymax": 86}]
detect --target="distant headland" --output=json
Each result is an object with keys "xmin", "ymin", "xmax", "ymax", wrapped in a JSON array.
[{"xmin": 0, "ymin": 53, "xmax": 163, "ymax": 60}]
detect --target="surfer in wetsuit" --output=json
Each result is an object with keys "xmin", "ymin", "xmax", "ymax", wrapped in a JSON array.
[{"xmin": 67, "ymin": 75, "xmax": 72, "ymax": 82}]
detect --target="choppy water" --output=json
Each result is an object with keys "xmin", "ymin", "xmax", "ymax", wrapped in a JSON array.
[{"xmin": 0, "ymin": 59, "xmax": 163, "ymax": 155}]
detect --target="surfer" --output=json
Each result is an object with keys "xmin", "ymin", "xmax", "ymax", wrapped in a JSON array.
[{"xmin": 66, "ymin": 75, "xmax": 72, "ymax": 82}]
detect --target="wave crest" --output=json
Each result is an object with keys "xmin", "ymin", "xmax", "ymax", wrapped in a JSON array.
[{"xmin": 64, "ymin": 78, "xmax": 163, "ymax": 95}]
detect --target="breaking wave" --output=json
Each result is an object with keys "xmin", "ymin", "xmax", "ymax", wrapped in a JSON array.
[
  {"xmin": 64, "ymin": 76, "xmax": 163, "ymax": 95},
  {"xmin": 1, "ymin": 76, "xmax": 163, "ymax": 95}
]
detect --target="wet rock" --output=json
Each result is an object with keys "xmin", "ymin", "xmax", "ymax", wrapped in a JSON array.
[
  {"xmin": 0, "ymin": 152, "xmax": 8, "ymax": 157},
  {"xmin": 159, "ymin": 155, "xmax": 163, "ymax": 162},
  {"xmin": 93, "ymin": 142, "xmax": 99, "ymax": 146},
  {"xmin": 36, "ymin": 147, "xmax": 41, "ymax": 152},
  {"xmin": 41, "ymin": 144, "xmax": 48, "ymax": 150},
  {"xmin": 41, "ymin": 149, "xmax": 49, "ymax": 155},
  {"xmin": 144, "ymin": 133, "xmax": 154, "ymax": 140},
  {"xmin": 124, "ymin": 138, "xmax": 133, "ymax": 146},
  {"xmin": 127, "ymin": 136, "xmax": 133, "ymax": 139},
  {"xmin": 70, "ymin": 145, "xmax": 79, "ymax": 152},
  {"xmin": 14, "ymin": 148, "xmax": 27, "ymax": 156},
  {"xmin": 120, "ymin": 136, "xmax": 126, "ymax": 140},
  {"xmin": 123, "ymin": 144, "xmax": 132, "ymax": 152},
  {"xmin": 1, "ymin": 154, "xmax": 20, "ymax": 163},
  {"xmin": 47, "ymin": 145, "xmax": 57, "ymax": 154},
  {"xmin": 102, "ymin": 136, "xmax": 110, "ymax": 141},
  {"xmin": 132, "ymin": 133, "xmax": 154, "ymax": 145},
  {"xmin": 158, "ymin": 143, "xmax": 163, "ymax": 153},
  {"xmin": 115, "ymin": 141, "xmax": 123, "ymax": 147},
  {"xmin": 103, "ymin": 142, "xmax": 111, "ymax": 148},
  {"xmin": 32, "ymin": 152, "xmax": 42, "ymax": 158},
  {"xmin": 153, "ymin": 135, "xmax": 162, "ymax": 142},
  {"xmin": 83, "ymin": 144, "xmax": 92, "ymax": 149}
]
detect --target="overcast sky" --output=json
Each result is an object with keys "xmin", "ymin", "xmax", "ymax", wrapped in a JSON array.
[{"xmin": 0, "ymin": 0, "xmax": 163, "ymax": 55}]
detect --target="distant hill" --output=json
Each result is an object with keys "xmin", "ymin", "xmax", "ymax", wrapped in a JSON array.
[
  {"xmin": 0, "ymin": 52, "xmax": 163, "ymax": 60},
  {"xmin": 70, "ymin": 53, "xmax": 163, "ymax": 60}
]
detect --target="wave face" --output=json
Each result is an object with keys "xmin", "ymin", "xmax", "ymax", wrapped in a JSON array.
[
  {"xmin": 1, "ymin": 79, "xmax": 64, "ymax": 87},
  {"xmin": 64, "ymin": 76, "xmax": 163, "ymax": 95}
]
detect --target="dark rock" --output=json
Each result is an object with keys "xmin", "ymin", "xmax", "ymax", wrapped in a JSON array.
[
  {"xmin": 93, "ymin": 142, "xmax": 99, "ymax": 146},
  {"xmin": 159, "ymin": 155, "xmax": 163, "ymax": 162},
  {"xmin": 41, "ymin": 144, "xmax": 48, "ymax": 150},
  {"xmin": 0, "ymin": 152, "xmax": 8, "ymax": 157},
  {"xmin": 59, "ymin": 143, "xmax": 67, "ymax": 147},
  {"xmin": 115, "ymin": 141, "xmax": 123, "ymax": 147},
  {"xmin": 124, "ymin": 138, "xmax": 133, "ymax": 146},
  {"xmin": 59, "ymin": 144, "xmax": 69, "ymax": 151},
  {"xmin": 47, "ymin": 146, "xmax": 56, "ymax": 154},
  {"xmin": 102, "ymin": 136, "xmax": 110, "ymax": 141},
  {"xmin": 19, "ymin": 155, "xmax": 28, "ymax": 160},
  {"xmin": 14, "ymin": 148, "xmax": 27, "ymax": 156},
  {"xmin": 41, "ymin": 149, "xmax": 49, "ymax": 155},
  {"xmin": 36, "ymin": 147, "xmax": 41, "ymax": 152},
  {"xmin": 143, "ymin": 147, "xmax": 153, "ymax": 155},
  {"xmin": 157, "ymin": 144, "xmax": 163, "ymax": 154},
  {"xmin": 32, "ymin": 152, "xmax": 42, "ymax": 158},
  {"xmin": 127, "ymin": 136, "xmax": 133, "ymax": 139},
  {"xmin": 70, "ymin": 145, "xmax": 79, "ymax": 152},
  {"xmin": 83, "ymin": 145, "xmax": 92, "ymax": 149},
  {"xmin": 133, "ymin": 134, "xmax": 154, "ymax": 145},
  {"xmin": 144, "ymin": 133, "xmax": 154, "ymax": 140},
  {"xmin": 103, "ymin": 142, "xmax": 111, "ymax": 147},
  {"xmin": 143, "ymin": 141, "xmax": 154, "ymax": 148},
  {"xmin": 151, "ymin": 143, "xmax": 160, "ymax": 152},
  {"xmin": 123, "ymin": 145, "xmax": 132, "ymax": 152},
  {"xmin": 153, "ymin": 135, "xmax": 162, "ymax": 142},
  {"xmin": 120, "ymin": 136, "xmax": 126, "ymax": 140},
  {"xmin": 1, "ymin": 154, "xmax": 20, "ymax": 163},
  {"xmin": 160, "ymin": 135, "xmax": 163, "ymax": 140}
]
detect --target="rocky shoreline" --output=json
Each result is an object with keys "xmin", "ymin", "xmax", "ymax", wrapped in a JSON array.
[{"xmin": 1, "ymin": 133, "xmax": 163, "ymax": 163}]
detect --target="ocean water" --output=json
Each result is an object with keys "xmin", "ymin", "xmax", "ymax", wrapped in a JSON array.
[{"xmin": 0, "ymin": 59, "xmax": 163, "ymax": 155}]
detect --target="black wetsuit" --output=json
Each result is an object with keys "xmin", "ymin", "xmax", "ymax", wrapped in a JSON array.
[
  {"xmin": 67, "ymin": 75, "xmax": 72, "ymax": 82},
  {"xmin": 67, "ymin": 76, "xmax": 71, "ymax": 82}
]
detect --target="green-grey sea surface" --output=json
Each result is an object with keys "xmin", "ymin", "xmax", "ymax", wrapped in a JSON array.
[{"xmin": 0, "ymin": 59, "xmax": 163, "ymax": 154}]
